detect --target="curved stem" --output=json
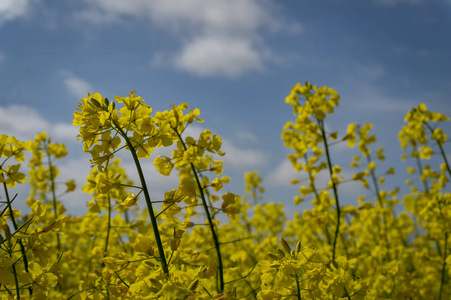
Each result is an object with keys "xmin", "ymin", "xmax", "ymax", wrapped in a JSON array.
[
  {"xmin": 439, "ymin": 232, "xmax": 448, "ymax": 300},
  {"xmin": 191, "ymin": 163, "xmax": 224, "ymax": 293},
  {"xmin": 173, "ymin": 127, "xmax": 224, "ymax": 293},
  {"xmin": 104, "ymin": 192, "xmax": 112, "ymax": 257},
  {"xmin": 45, "ymin": 145, "xmax": 61, "ymax": 251},
  {"xmin": 9, "ymin": 249, "xmax": 20, "ymax": 300},
  {"xmin": 318, "ymin": 119, "xmax": 341, "ymax": 260},
  {"xmin": 424, "ymin": 122, "xmax": 451, "ymax": 178},
  {"xmin": 2, "ymin": 179, "xmax": 32, "ymax": 296},
  {"xmin": 365, "ymin": 154, "xmax": 391, "ymax": 260},
  {"xmin": 112, "ymin": 120, "xmax": 169, "ymax": 276},
  {"xmin": 304, "ymin": 153, "xmax": 331, "ymax": 245}
]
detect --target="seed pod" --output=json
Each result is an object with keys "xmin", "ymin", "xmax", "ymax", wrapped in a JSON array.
[
  {"xmin": 280, "ymin": 237, "xmax": 291, "ymax": 254},
  {"xmin": 188, "ymin": 279, "xmax": 199, "ymax": 291},
  {"xmin": 91, "ymin": 99, "xmax": 101, "ymax": 108},
  {"xmin": 267, "ymin": 252, "xmax": 279, "ymax": 260},
  {"xmin": 296, "ymin": 241, "xmax": 302, "ymax": 253},
  {"xmin": 4, "ymin": 225, "xmax": 11, "ymax": 241}
]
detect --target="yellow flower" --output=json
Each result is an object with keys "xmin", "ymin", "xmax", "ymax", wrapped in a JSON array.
[{"xmin": 118, "ymin": 193, "xmax": 138, "ymax": 208}]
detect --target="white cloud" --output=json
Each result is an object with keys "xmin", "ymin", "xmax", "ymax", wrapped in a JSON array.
[
  {"xmin": 221, "ymin": 140, "xmax": 267, "ymax": 170},
  {"xmin": 63, "ymin": 74, "xmax": 93, "ymax": 99},
  {"xmin": 373, "ymin": 0, "xmax": 424, "ymax": 5},
  {"xmin": 0, "ymin": 105, "xmax": 48, "ymax": 139},
  {"xmin": 0, "ymin": 105, "xmax": 78, "ymax": 143},
  {"xmin": 52, "ymin": 123, "xmax": 79, "ymax": 141},
  {"xmin": 81, "ymin": 0, "xmax": 269, "ymax": 33},
  {"xmin": 78, "ymin": 0, "xmax": 298, "ymax": 77},
  {"xmin": 174, "ymin": 35, "xmax": 263, "ymax": 77},
  {"xmin": 266, "ymin": 159, "xmax": 298, "ymax": 187},
  {"xmin": 0, "ymin": 0, "xmax": 31, "ymax": 25},
  {"xmin": 234, "ymin": 130, "xmax": 259, "ymax": 144},
  {"xmin": 55, "ymin": 156, "xmax": 92, "ymax": 215},
  {"xmin": 344, "ymin": 85, "xmax": 415, "ymax": 113}
]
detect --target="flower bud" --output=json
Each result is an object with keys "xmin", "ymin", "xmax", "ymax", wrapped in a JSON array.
[
  {"xmin": 188, "ymin": 279, "xmax": 199, "ymax": 291},
  {"xmin": 296, "ymin": 241, "xmax": 302, "ymax": 253},
  {"xmin": 280, "ymin": 237, "xmax": 291, "ymax": 254},
  {"xmin": 91, "ymin": 99, "xmax": 101, "ymax": 108},
  {"xmin": 267, "ymin": 252, "xmax": 279, "ymax": 260}
]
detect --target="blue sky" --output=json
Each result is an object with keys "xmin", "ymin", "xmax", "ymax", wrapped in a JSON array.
[{"xmin": 0, "ymin": 0, "xmax": 450, "ymax": 215}]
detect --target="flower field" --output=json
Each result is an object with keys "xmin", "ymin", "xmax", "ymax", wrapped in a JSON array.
[{"xmin": 0, "ymin": 82, "xmax": 449, "ymax": 299}]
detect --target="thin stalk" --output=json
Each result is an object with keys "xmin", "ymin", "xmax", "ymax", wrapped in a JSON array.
[
  {"xmin": 193, "ymin": 165, "xmax": 224, "ymax": 293},
  {"xmin": 115, "ymin": 271, "xmax": 129, "ymax": 288},
  {"xmin": 156, "ymin": 202, "xmax": 176, "ymax": 219},
  {"xmin": 414, "ymin": 151, "xmax": 429, "ymax": 193},
  {"xmin": 104, "ymin": 192, "xmax": 112, "ymax": 257},
  {"xmin": 295, "ymin": 274, "xmax": 301, "ymax": 300},
  {"xmin": 304, "ymin": 153, "xmax": 331, "ymax": 245},
  {"xmin": 124, "ymin": 210, "xmax": 130, "ymax": 224},
  {"xmin": 13, "ymin": 265, "xmax": 20, "ymax": 300},
  {"xmin": 318, "ymin": 119, "xmax": 341, "ymax": 260},
  {"xmin": 2, "ymin": 179, "xmax": 32, "ymax": 296},
  {"xmin": 173, "ymin": 127, "xmax": 224, "ymax": 293},
  {"xmin": 45, "ymin": 145, "xmax": 61, "ymax": 251},
  {"xmin": 112, "ymin": 120, "xmax": 169, "ymax": 276},
  {"xmin": 11, "ymin": 258, "xmax": 20, "ymax": 299},
  {"xmin": 439, "ymin": 232, "xmax": 448, "ymax": 300},
  {"xmin": 438, "ymin": 140, "xmax": 451, "ymax": 178},
  {"xmin": 365, "ymin": 154, "xmax": 391, "ymax": 260},
  {"xmin": 424, "ymin": 122, "xmax": 451, "ymax": 178}
]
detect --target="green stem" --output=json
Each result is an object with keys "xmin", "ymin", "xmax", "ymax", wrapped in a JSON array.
[
  {"xmin": 414, "ymin": 150, "xmax": 429, "ymax": 193},
  {"xmin": 438, "ymin": 141, "xmax": 451, "ymax": 178},
  {"xmin": 115, "ymin": 271, "xmax": 129, "ymax": 288},
  {"xmin": 112, "ymin": 120, "xmax": 169, "ymax": 276},
  {"xmin": 2, "ymin": 179, "xmax": 32, "ymax": 296},
  {"xmin": 318, "ymin": 119, "xmax": 341, "ymax": 260},
  {"xmin": 344, "ymin": 286, "xmax": 351, "ymax": 300},
  {"xmin": 11, "ymin": 259, "xmax": 20, "ymax": 299},
  {"xmin": 45, "ymin": 144, "xmax": 61, "ymax": 251},
  {"xmin": 439, "ymin": 232, "xmax": 448, "ymax": 300},
  {"xmin": 304, "ymin": 153, "xmax": 331, "ymax": 245},
  {"xmin": 295, "ymin": 274, "xmax": 301, "ymax": 300},
  {"xmin": 173, "ymin": 127, "xmax": 224, "ymax": 293},
  {"xmin": 424, "ymin": 122, "xmax": 451, "ymax": 178},
  {"xmin": 365, "ymin": 154, "xmax": 391, "ymax": 260},
  {"xmin": 104, "ymin": 192, "xmax": 111, "ymax": 257}
]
